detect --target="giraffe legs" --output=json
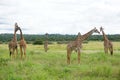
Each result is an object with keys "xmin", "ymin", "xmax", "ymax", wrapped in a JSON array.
[
  {"xmin": 23, "ymin": 47, "xmax": 26, "ymax": 58},
  {"xmin": 104, "ymin": 47, "xmax": 108, "ymax": 54},
  {"xmin": 67, "ymin": 47, "xmax": 81, "ymax": 64},
  {"xmin": 46, "ymin": 46, "xmax": 48, "ymax": 52},
  {"xmin": 9, "ymin": 48, "xmax": 16, "ymax": 59},
  {"xmin": 109, "ymin": 47, "xmax": 113, "ymax": 55},
  {"xmin": 20, "ymin": 46, "xmax": 23, "ymax": 59},
  {"xmin": 67, "ymin": 48, "xmax": 71, "ymax": 64},
  {"xmin": 15, "ymin": 48, "xmax": 18, "ymax": 58},
  {"xmin": 77, "ymin": 48, "xmax": 80, "ymax": 64},
  {"xmin": 104, "ymin": 45, "xmax": 113, "ymax": 55},
  {"xmin": 20, "ymin": 46, "xmax": 26, "ymax": 59},
  {"xmin": 45, "ymin": 47, "xmax": 47, "ymax": 52},
  {"xmin": 11, "ymin": 49, "xmax": 15, "ymax": 59},
  {"xmin": 44, "ymin": 43, "xmax": 48, "ymax": 52},
  {"xmin": 9, "ymin": 49, "xmax": 12, "ymax": 57}
]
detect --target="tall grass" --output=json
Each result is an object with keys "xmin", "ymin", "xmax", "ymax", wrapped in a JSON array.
[{"xmin": 0, "ymin": 41, "xmax": 120, "ymax": 80}]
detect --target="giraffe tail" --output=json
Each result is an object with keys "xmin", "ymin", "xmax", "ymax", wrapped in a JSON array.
[
  {"xmin": 10, "ymin": 51, "xmax": 12, "ymax": 56},
  {"xmin": 111, "ymin": 50, "xmax": 113, "ymax": 55},
  {"xmin": 110, "ymin": 46, "xmax": 113, "ymax": 55}
]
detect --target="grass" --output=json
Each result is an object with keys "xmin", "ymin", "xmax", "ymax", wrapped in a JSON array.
[{"xmin": 0, "ymin": 41, "xmax": 120, "ymax": 80}]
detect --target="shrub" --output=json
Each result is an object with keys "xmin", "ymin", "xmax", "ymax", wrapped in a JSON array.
[
  {"xmin": 57, "ymin": 41, "xmax": 69, "ymax": 44},
  {"xmin": 33, "ymin": 38, "xmax": 43, "ymax": 45}
]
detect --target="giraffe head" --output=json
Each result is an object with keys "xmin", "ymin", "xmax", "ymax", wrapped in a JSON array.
[
  {"xmin": 76, "ymin": 32, "xmax": 82, "ymax": 39},
  {"xmin": 78, "ymin": 32, "xmax": 81, "ymax": 35},
  {"xmin": 14, "ymin": 22, "xmax": 20, "ymax": 32},
  {"xmin": 93, "ymin": 27, "xmax": 100, "ymax": 34},
  {"xmin": 100, "ymin": 26, "xmax": 104, "ymax": 32},
  {"xmin": 45, "ymin": 33, "xmax": 48, "ymax": 36},
  {"xmin": 78, "ymin": 32, "xmax": 82, "ymax": 37}
]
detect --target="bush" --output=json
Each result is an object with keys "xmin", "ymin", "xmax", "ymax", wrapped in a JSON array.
[
  {"xmin": 26, "ymin": 41, "xmax": 33, "ymax": 44},
  {"xmin": 33, "ymin": 38, "xmax": 43, "ymax": 45},
  {"xmin": 57, "ymin": 41, "xmax": 69, "ymax": 44},
  {"xmin": 48, "ymin": 41, "xmax": 54, "ymax": 44}
]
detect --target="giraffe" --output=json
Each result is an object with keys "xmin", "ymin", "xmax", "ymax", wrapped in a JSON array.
[
  {"xmin": 67, "ymin": 27, "xmax": 100, "ymax": 64},
  {"xmin": 67, "ymin": 32, "xmax": 83, "ymax": 64},
  {"xmin": 100, "ymin": 27, "xmax": 113, "ymax": 55},
  {"xmin": 18, "ymin": 26, "xmax": 27, "ymax": 59},
  {"xmin": 44, "ymin": 33, "xmax": 48, "ymax": 52},
  {"xmin": 8, "ymin": 23, "xmax": 19, "ymax": 58}
]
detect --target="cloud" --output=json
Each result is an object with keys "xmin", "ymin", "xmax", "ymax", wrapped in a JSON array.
[
  {"xmin": 0, "ymin": 22, "xmax": 10, "ymax": 25},
  {"xmin": 0, "ymin": 0, "xmax": 120, "ymax": 34}
]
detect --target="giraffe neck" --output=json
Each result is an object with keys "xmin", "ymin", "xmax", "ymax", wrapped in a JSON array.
[
  {"xmin": 45, "ymin": 35, "xmax": 48, "ymax": 41},
  {"xmin": 19, "ymin": 28, "xmax": 24, "ymax": 40},
  {"xmin": 80, "ymin": 29, "xmax": 94, "ymax": 42},
  {"xmin": 101, "ymin": 30, "xmax": 108, "ymax": 41},
  {"xmin": 13, "ymin": 30, "xmax": 17, "ymax": 41},
  {"xmin": 75, "ymin": 34, "xmax": 81, "ymax": 41}
]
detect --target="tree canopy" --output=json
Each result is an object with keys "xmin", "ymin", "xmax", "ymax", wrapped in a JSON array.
[{"xmin": 0, "ymin": 33, "xmax": 120, "ymax": 44}]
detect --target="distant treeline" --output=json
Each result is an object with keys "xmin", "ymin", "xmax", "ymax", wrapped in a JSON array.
[{"xmin": 0, "ymin": 33, "xmax": 120, "ymax": 43}]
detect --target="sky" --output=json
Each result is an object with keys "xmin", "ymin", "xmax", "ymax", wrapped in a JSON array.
[{"xmin": 0, "ymin": 0, "xmax": 120, "ymax": 34}]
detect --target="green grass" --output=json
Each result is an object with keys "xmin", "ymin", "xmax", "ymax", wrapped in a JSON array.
[{"xmin": 0, "ymin": 41, "xmax": 120, "ymax": 80}]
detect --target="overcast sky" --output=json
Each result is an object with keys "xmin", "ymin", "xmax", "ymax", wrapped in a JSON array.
[{"xmin": 0, "ymin": 0, "xmax": 120, "ymax": 34}]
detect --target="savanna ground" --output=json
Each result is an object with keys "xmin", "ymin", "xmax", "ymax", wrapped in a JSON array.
[{"xmin": 0, "ymin": 41, "xmax": 120, "ymax": 80}]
